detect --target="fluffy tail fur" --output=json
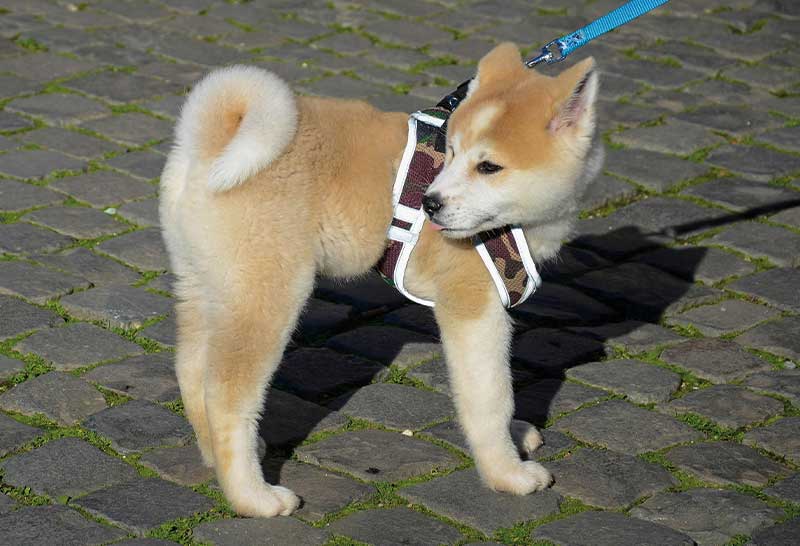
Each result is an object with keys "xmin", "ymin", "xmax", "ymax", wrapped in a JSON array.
[{"xmin": 174, "ymin": 65, "xmax": 297, "ymax": 192}]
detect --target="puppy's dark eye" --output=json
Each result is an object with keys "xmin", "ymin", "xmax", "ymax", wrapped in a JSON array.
[{"xmin": 476, "ymin": 161, "xmax": 503, "ymax": 175}]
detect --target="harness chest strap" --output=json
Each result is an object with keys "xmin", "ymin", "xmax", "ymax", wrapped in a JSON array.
[{"xmin": 376, "ymin": 109, "xmax": 541, "ymax": 309}]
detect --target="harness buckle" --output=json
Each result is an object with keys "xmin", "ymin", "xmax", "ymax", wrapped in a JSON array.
[{"xmin": 525, "ymin": 40, "xmax": 566, "ymax": 67}]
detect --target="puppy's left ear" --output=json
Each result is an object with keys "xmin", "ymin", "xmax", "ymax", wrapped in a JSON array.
[{"xmin": 548, "ymin": 57, "xmax": 599, "ymax": 135}]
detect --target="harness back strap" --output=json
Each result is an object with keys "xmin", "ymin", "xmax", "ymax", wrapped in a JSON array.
[{"xmin": 376, "ymin": 108, "xmax": 541, "ymax": 308}]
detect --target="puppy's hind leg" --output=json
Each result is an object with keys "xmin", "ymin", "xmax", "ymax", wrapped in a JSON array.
[
  {"xmin": 436, "ymin": 295, "xmax": 552, "ymax": 495},
  {"xmin": 204, "ymin": 265, "xmax": 314, "ymax": 518}
]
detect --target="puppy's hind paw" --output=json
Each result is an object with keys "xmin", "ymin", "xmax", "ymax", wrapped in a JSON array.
[
  {"xmin": 511, "ymin": 419, "xmax": 543, "ymax": 458},
  {"xmin": 485, "ymin": 461, "xmax": 553, "ymax": 496}
]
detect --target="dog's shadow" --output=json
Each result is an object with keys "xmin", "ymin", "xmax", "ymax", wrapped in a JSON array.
[{"xmin": 258, "ymin": 198, "xmax": 800, "ymax": 498}]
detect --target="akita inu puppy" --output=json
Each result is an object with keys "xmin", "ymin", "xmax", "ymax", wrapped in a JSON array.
[{"xmin": 160, "ymin": 42, "xmax": 601, "ymax": 517}]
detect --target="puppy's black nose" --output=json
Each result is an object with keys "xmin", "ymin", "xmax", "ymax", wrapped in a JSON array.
[{"xmin": 422, "ymin": 194, "xmax": 443, "ymax": 218}]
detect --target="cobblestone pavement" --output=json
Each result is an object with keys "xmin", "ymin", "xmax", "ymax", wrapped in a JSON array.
[{"xmin": 0, "ymin": 0, "xmax": 799, "ymax": 545}]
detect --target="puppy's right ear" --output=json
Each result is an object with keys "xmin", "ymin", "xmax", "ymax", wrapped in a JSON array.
[{"xmin": 474, "ymin": 42, "xmax": 525, "ymax": 90}]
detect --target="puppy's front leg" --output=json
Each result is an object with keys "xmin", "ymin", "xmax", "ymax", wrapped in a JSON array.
[{"xmin": 435, "ymin": 295, "xmax": 552, "ymax": 494}]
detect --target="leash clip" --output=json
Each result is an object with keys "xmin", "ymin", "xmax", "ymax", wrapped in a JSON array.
[{"xmin": 525, "ymin": 39, "xmax": 566, "ymax": 67}]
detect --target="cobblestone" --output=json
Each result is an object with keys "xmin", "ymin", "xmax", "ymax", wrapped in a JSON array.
[{"xmin": 0, "ymin": 2, "xmax": 797, "ymax": 543}]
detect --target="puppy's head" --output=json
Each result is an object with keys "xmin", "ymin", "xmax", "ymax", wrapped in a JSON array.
[{"xmin": 424, "ymin": 42, "xmax": 599, "ymax": 238}]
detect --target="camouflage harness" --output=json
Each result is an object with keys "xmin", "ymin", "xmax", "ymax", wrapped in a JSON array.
[{"xmin": 376, "ymin": 107, "xmax": 541, "ymax": 308}]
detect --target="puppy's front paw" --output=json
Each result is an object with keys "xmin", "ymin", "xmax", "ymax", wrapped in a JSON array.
[
  {"xmin": 229, "ymin": 484, "xmax": 300, "ymax": 518},
  {"xmin": 511, "ymin": 419, "xmax": 543, "ymax": 458},
  {"xmin": 485, "ymin": 460, "xmax": 553, "ymax": 495}
]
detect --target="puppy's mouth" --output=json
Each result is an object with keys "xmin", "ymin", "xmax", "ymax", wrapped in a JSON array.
[{"xmin": 428, "ymin": 215, "xmax": 497, "ymax": 238}]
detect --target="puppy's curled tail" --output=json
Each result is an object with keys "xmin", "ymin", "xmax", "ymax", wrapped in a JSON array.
[{"xmin": 175, "ymin": 65, "xmax": 297, "ymax": 192}]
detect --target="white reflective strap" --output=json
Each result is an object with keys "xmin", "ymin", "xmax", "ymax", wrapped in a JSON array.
[
  {"xmin": 474, "ymin": 241, "xmax": 511, "ymax": 308},
  {"xmin": 387, "ymin": 225, "xmax": 416, "ymax": 244},
  {"xmin": 395, "ymin": 203, "xmax": 422, "ymax": 224},
  {"xmin": 412, "ymin": 111, "xmax": 446, "ymax": 128}
]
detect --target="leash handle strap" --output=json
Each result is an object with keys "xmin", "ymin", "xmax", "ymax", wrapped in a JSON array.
[{"xmin": 527, "ymin": 0, "xmax": 670, "ymax": 66}]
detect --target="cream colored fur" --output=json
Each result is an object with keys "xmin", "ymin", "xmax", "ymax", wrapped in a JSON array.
[{"xmin": 160, "ymin": 43, "xmax": 600, "ymax": 518}]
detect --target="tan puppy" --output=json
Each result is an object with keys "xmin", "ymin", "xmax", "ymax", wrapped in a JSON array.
[{"xmin": 160, "ymin": 42, "xmax": 601, "ymax": 517}]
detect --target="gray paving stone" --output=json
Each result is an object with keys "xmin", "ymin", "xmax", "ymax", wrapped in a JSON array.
[
  {"xmin": 511, "ymin": 283, "xmax": 616, "ymax": 325},
  {"xmin": 684, "ymin": 177, "xmax": 800, "ymax": 213},
  {"xmin": 0, "ymin": 505, "xmax": 127, "ymax": 546},
  {"xmin": 728, "ymin": 268, "xmax": 800, "ymax": 313},
  {"xmin": 532, "ymin": 511, "xmax": 694, "ymax": 546},
  {"xmin": 749, "ymin": 518, "xmax": 800, "ymax": 546},
  {"xmin": 0, "ymin": 294, "xmax": 63, "ymax": 341},
  {"xmin": 630, "ymin": 489, "xmax": 783, "ymax": 546},
  {"xmin": 326, "ymin": 325, "xmax": 439, "ymax": 368},
  {"xmin": 566, "ymin": 360, "xmax": 681, "ymax": 404},
  {"xmin": 579, "ymin": 173, "xmax": 639, "ymax": 212},
  {"xmin": 193, "ymin": 517, "xmax": 329, "ymax": 546},
  {"xmin": 262, "ymin": 459, "xmax": 372, "ymax": 522},
  {"xmin": 634, "ymin": 246, "xmax": 756, "ymax": 284},
  {"xmin": 0, "ymin": 74, "xmax": 38, "ymax": 97},
  {"xmin": 327, "ymin": 507, "xmax": 462, "ymax": 546},
  {"xmin": 0, "ymin": 492, "xmax": 15, "ymax": 514},
  {"xmin": 16, "ymin": 322, "xmax": 143, "ymax": 371},
  {"xmin": 574, "ymin": 263, "xmax": 719, "ymax": 320},
  {"xmin": 0, "ymin": 222, "xmax": 75, "ymax": 255},
  {"xmin": 513, "ymin": 329, "xmax": 605, "ymax": 376},
  {"xmin": 300, "ymin": 74, "xmax": 387, "ymax": 99},
  {"xmin": 84, "ymin": 352, "xmax": 179, "ymax": 402},
  {"xmin": 405, "ymin": 358, "xmax": 453, "ymax": 394},
  {"xmin": 770, "ymin": 205, "xmax": 800, "ymax": 229},
  {"xmin": 60, "ymin": 284, "xmax": 172, "ymax": 330},
  {"xmin": 153, "ymin": 34, "xmax": 247, "ymax": 67},
  {"xmin": 514, "ymin": 379, "xmax": 609, "ymax": 425},
  {"xmin": 295, "ymin": 298, "xmax": 353, "ymax": 340},
  {"xmin": 33, "ymin": 247, "xmax": 140, "ymax": 287},
  {"xmin": 139, "ymin": 444, "xmax": 214, "ymax": 486},
  {"xmin": 0, "ymin": 110, "xmax": 34, "ymax": 131},
  {"xmin": 21, "ymin": 127, "xmax": 122, "ymax": 160},
  {"xmin": 0, "ymin": 437, "xmax": 138, "ymax": 498},
  {"xmin": 0, "ymin": 179, "xmax": 63, "ymax": 212},
  {"xmin": 735, "ymin": 316, "xmax": 800, "ymax": 364},
  {"xmin": 612, "ymin": 119, "xmax": 723, "ymax": 156},
  {"xmin": 744, "ymin": 417, "xmax": 800, "ymax": 464},
  {"xmin": 675, "ymin": 104, "xmax": 780, "ymax": 135},
  {"xmin": 50, "ymin": 171, "xmax": 156, "ymax": 208},
  {"xmin": 661, "ymin": 338, "xmax": 773, "ymax": 384},
  {"xmin": 707, "ymin": 145, "xmax": 800, "ymax": 182},
  {"xmin": 296, "ymin": 429, "xmax": 459, "ymax": 482},
  {"xmin": 84, "ymin": 399, "xmax": 192, "ymax": 454},
  {"xmin": 670, "ymin": 299, "xmax": 779, "ymax": 337},
  {"xmin": 757, "ymin": 126, "xmax": 800, "ymax": 154},
  {"xmin": 553, "ymin": 400, "xmax": 702, "ymax": 454},
  {"xmin": 315, "ymin": 272, "xmax": 408, "ymax": 311},
  {"xmin": 138, "ymin": 316, "xmax": 176, "ymax": 347},
  {"xmin": 663, "ymin": 384, "xmax": 784, "ymax": 429},
  {"xmin": 0, "ymin": 149, "xmax": 84, "ymax": 180},
  {"xmin": 0, "ymin": 260, "xmax": 89, "ymax": 303},
  {"xmin": 117, "ymin": 198, "xmax": 160, "ymax": 227},
  {"xmin": 259, "ymin": 389, "xmax": 347, "ymax": 448},
  {"xmin": 383, "ymin": 305, "xmax": 438, "ymax": 336},
  {"xmin": 105, "ymin": 150, "xmax": 166, "ymax": 181},
  {"xmin": 25, "ymin": 206, "xmax": 126, "ymax": 239},
  {"xmin": 711, "ymin": 222, "xmax": 800, "ymax": 268},
  {"xmin": 328, "ymin": 383, "xmax": 452, "ymax": 429},
  {"xmin": 0, "ymin": 354, "xmax": 25, "ymax": 380},
  {"xmin": 567, "ymin": 320, "xmax": 685, "ymax": 354},
  {"xmin": 575, "ymin": 198, "xmax": 724, "ymax": 258},
  {"xmin": 765, "ymin": 473, "xmax": 800, "ymax": 504},
  {"xmin": 744, "ymin": 369, "xmax": 800, "ymax": 406},
  {"xmin": 96, "ymin": 228, "xmax": 169, "ymax": 271},
  {"xmin": 74, "ymin": 477, "xmax": 214, "ymax": 536},
  {"xmin": 666, "ymin": 441, "xmax": 790, "ymax": 488},
  {"xmin": 6, "ymin": 93, "xmax": 109, "ymax": 126},
  {"xmin": 0, "ymin": 372, "xmax": 106, "ymax": 426},
  {"xmin": 81, "ymin": 113, "xmax": 172, "ymax": 146},
  {"xmin": 544, "ymin": 448, "xmax": 677, "ymax": 509},
  {"xmin": 401, "ymin": 467, "xmax": 561, "ymax": 535},
  {"xmin": 66, "ymin": 71, "xmax": 183, "ymax": 104},
  {"xmin": 0, "ymin": 413, "xmax": 42, "ymax": 456},
  {"xmin": 273, "ymin": 348, "xmax": 385, "ymax": 403}
]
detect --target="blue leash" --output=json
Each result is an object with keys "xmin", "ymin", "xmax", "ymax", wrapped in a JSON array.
[{"xmin": 527, "ymin": 0, "xmax": 670, "ymax": 66}]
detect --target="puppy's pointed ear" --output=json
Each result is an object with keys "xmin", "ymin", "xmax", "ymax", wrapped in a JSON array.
[
  {"xmin": 548, "ymin": 57, "xmax": 599, "ymax": 135},
  {"xmin": 474, "ymin": 42, "xmax": 525, "ymax": 90}
]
